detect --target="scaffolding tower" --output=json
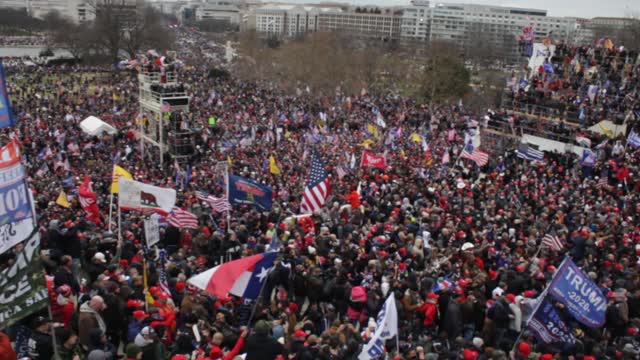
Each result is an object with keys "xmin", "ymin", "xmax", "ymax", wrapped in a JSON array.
[{"xmin": 138, "ymin": 69, "xmax": 192, "ymax": 166}]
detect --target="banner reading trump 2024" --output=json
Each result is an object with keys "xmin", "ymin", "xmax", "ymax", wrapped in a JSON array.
[
  {"xmin": 0, "ymin": 230, "xmax": 48, "ymax": 329},
  {"xmin": 228, "ymin": 174, "xmax": 272, "ymax": 211},
  {"xmin": 548, "ymin": 257, "xmax": 606, "ymax": 327},
  {"xmin": 358, "ymin": 294, "xmax": 398, "ymax": 360}
]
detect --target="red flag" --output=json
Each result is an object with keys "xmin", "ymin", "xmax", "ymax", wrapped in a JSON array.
[
  {"xmin": 361, "ymin": 150, "xmax": 386, "ymax": 169},
  {"xmin": 78, "ymin": 175, "xmax": 102, "ymax": 225}
]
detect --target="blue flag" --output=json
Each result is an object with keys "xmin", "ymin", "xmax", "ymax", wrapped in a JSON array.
[
  {"xmin": 228, "ymin": 174, "xmax": 273, "ymax": 210},
  {"xmin": 0, "ymin": 59, "xmax": 15, "ymax": 129},
  {"xmin": 581, "ymin": 149, "xmax": 596, "ymax": 167},
  {"xmin": 548, "ymin": 257, "xmax": 606, "ymax": 327},
  {"xmin": 185, "ymin": 164, "xmax": 192, "ymax": 187},
  {"xmin": 267, "ymin": 227, "xmax": 279, "ymax": 252},
  {"xmin": 528, "ymin": 297, "xmax": 576, "ymax": 348}
]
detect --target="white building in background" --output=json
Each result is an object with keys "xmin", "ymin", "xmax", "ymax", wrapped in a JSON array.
[
  {"xmin": 0, "ymin": 0, "xmax": 28, "ymax": 11},
  {"xmin": 400, "ymin": 0, "xmax": 430, "ymax": 41},
  {"xmin": 428, "ymin": 3, "xmax": 577, "ymax": 45},
  {"xmin": 195, "ymin": 0, "xmax": 240, "ymax": 23},
  {"xmin": 253, "ymin": 4, "xmax": 337, "ymax": 37}
]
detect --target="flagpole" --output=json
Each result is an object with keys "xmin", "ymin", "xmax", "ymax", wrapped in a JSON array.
[
  {"xmin": 246, "ymin": 271, "xmax": 270, "ymax": 326},
  {"xmin": 48, "ymin": 303, "xmax": 60, "ymax": 359},
  {"xmin": 108, "ymin": 192, "xmax": 114, "ymax": 232},
  {"xmin": 117, "ymin": 204, "xmax": 122, "ymax": 247},
  {"xmin": 511, "ymin": 256, "xmax": 566, "ymax": 354}
]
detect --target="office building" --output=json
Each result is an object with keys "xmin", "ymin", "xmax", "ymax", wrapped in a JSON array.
[
  {"xmin": 195, "ymin": 0, "xmax": 241, "ymax": 23},
  {"xmin": 318, "ymin": 7, "xmax": 403, "ymax": 41},
  {"xmin": 253, "ymin": 4, "xmax": 338, "ymax": 38},
  {"xmin": 400, "ymin": 0, "xmax": 430, "ymax": 41}
]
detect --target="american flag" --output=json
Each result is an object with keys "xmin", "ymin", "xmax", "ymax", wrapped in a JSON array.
[
  {"xmin": 542, "ymin": 231, "xmax": 564, "ymax": 251},
  {"xmin": 597, "ymin": 177, "xmax": 609, "ymax": 189},
  {"xmin": 461, "ymin": 142, "xmax": 489, "ymax": 166},
  {"xmin": 166, "ymin": 207, "xmax": 199, "ymax": 229},
  {"xmin": 300, "ymin": 152, "xmax": 330, "ymax": 214},
  {"xmin": 196, "ymin": 190, "xmax": 232, "ymax": 213},
  {"xmin": 158, "ymin": 249, "xmax": 172, "ymax": 297}
]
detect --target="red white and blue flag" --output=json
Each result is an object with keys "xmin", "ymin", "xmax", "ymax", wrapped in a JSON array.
[
  {"xmin": 188, "ymin": 252, "xmax": 277, "ymax": 300},
  {"xmin": 166, "ymin": 207, "xmax": 198, "ymax": 229},
  {"xmin": 196, "ymin": 190, "xmax": 232, "ymax": 213},
  {"xmin": 300, "ymin": 152, "xmax": 330, "ymax": 214},
  {"xmin": 461, "ymin": 142, "xmax": 489, "ymax": 167},
  {"xmin": 158, "ymin": 249, "xmax": 172, "ymax": 297}
]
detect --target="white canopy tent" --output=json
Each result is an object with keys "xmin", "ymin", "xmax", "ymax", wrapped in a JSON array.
[{"xmin": 80, "ymin": 116, "xmax": 117, "ymax": 136}]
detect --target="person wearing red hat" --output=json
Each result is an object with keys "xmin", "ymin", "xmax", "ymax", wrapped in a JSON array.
[
  {"xmin": 463, "ymin": 348, "xmax": 479, "ymax": 360},
  {"xmin": 128, "ymin": 310, "xmax": 150, "ymax": 342},
  {"xmin": 517, "ymin": 342, "xmax": 531, "ymax": 358}
]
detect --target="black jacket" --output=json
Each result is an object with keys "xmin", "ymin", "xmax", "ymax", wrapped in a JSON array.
[
  {"xmin": 244, "ymin": 333, "xmax": 287, "ymax": 360},
  {"xmin": 27, "ymin": 330, "xmax": 53, "ymax": 360}
]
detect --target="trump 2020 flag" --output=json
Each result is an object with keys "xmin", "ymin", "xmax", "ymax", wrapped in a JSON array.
[
  {"xmin": 0, "ymin": 59, "xmax": 16, "ymax": 129},
  {"xmin": 358, "ymin": 294, "xmax": 398, "ymax": 360},
  {"xmin": 527, "ymin": 297, "xmax": 576, "ymax": 348},
  {"xmin": 228, "ymin": 174, "xmax": 273, "ymax": 211},
  {"xmin": 188, "ymin": 252, "xmax": 277, "ymax": 300},
  {"xmin": 548, "ymin": 257, "xmax": 606, "ymax": 327}
]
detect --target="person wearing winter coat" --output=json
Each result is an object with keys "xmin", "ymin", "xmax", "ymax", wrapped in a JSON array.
[
  {"xmin": 418, "ymin": 292, "xmax": 439, "ymax": 332},
  {"xmin": 78, "ymin": 296, "xmax": 107, "ymax": 349},
  {"xmin": 442, "ymin": 292, "xmax": 463, "ymax": 341},
  {"xmin": 244, "ymin": 320, "xmax": 287, "ymax": 360}
]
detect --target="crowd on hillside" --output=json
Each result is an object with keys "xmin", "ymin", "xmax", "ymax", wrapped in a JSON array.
[{"xmin": 1, "ymin": 28, "xmax": 640, "ymax": 360}]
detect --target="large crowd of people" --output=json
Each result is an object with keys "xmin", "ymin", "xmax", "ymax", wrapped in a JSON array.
[{"xmin": 1, "ymin": 28, "xmax": 640, "ymax": 360}]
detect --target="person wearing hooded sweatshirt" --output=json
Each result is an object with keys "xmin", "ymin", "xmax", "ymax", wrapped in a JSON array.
[{"xmin": 244, "ymin": 320, "xmax": 286, "ymax": 360}]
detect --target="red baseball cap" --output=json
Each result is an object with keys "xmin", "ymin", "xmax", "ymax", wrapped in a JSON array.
[
  {"xmin": 133, "ymin": 310, "xmax": 149, "ymax": 320},
  {"xmin": 293, "ymin": 330, "xmax": 307, "ymax": 338},
  {"xmin": 127, "ymin": 299, "xmax": 144, "ymax": 308}
]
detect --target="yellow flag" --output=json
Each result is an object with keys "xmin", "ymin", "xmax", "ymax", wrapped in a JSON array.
[
  {"xmin": 411, "ymin": 133, "xmax": 423, "ymax": 143},
  {"xmin": 110, "ymin": 165, "xmax": 133, "ymax": 193},
  {"xmin": 367, "ymin": 124, "xmax": 378, "ymax": 139},
  {"xmin": 361, "ymin": 139, "xmax": 375, "ymax": 147},
  {"xmin": 269, "ymin": 155, "xmax": 281, "ymax": 175},
  {"xmin": 227, "ymin": 156, "xmax": 232, "ymax": 164},
  {"xmin": 142, "ymin": 261, "xmax": 155, "ymax": 305},
  {"xmin": 401, "ymin": 149, "xmax": 406, "ymax": 160},
  {"xmin": 56, "ymin": 190, "xmax": 70, "ymax": 208},
  {"xmin": 598, "ymin": 123, "xmax": 614, "ymax": 138},
  {"xmin": 284, "ymin": 131, "xmax": 291, "ymax": 138}
]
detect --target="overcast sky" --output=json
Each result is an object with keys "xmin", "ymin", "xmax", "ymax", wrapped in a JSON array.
[{"xmin": 308, "ymin": 0, "xmax": 638, "ymax": 18}]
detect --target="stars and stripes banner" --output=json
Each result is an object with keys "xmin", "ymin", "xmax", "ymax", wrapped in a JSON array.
[
  {"xmin": 166, "ymin": 207, "xmax": 198, "ymax": 229},
  {"xmin": 0, "ymin": 59, "xmax": 16, "ymax": 129},
  {"xmin": 195, "ymin": 190, "xmax": 232, "ymax": 213},
  {"xmin": 158, "ymin": 249, "xmax": 172, "ymax": 297},
  {"xmin": 542, "ymin": 231, "xmax": 564, "ymax": 251},
  {"xmin": 461, "ymin": 143, "xmax": 489, "ymax": 166},
  {"xmin": 300, "ymin": 152, "xmax": 330, "ymax": 214},
  {"xmin": 597, "ymin": 177, "xmax": 609, "ymax": 189},
  {"xmin": 517, "ymin": 143, "xmax": 544, "ymax": 161}
]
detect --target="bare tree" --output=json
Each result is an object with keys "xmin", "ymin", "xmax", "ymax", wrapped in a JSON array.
[{"xmin": 86, "ymin": 0, "xmax": 174, "ymax": 65}]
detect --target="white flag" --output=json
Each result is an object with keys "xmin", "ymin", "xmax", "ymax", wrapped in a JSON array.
[
  {"xmin": 358, "ymin": 294, "xmax": 398, "ymax": 360},
  {"xmin": 119, "ymin": 178, "xmax": 177, "ymax": 214}
]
